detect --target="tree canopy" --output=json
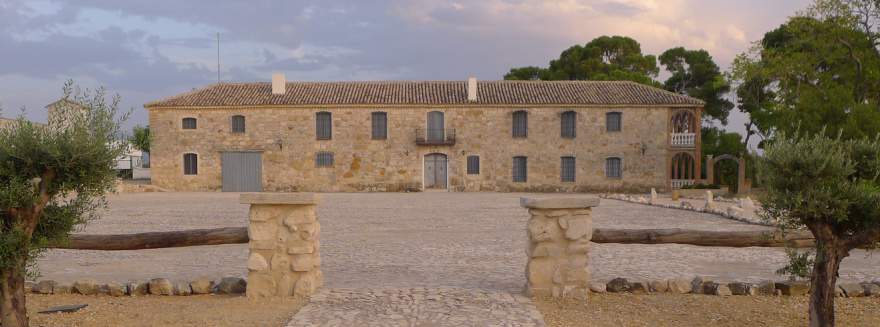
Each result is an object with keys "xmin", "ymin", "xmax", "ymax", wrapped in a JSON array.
[{"xmin": 659, "ymin": 47, "xmax": 734, "ymax": 124}]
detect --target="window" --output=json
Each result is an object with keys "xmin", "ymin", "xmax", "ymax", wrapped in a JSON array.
[
  {"xmin": 606, "ymin": 112, "xmax": 622, "ymax": 132},
  {"xmin": 371, "ymin": 112, "xmax": 387, "ymax": 140},
  {"xmin": 231, "ymin": 115, "xmax": 245, "ymax": 133},
  {"xmin": 467, "ymin": 155, "xmax": 480, "ymax": 175},
  {"xmin": 315, "ymin": 152, "xmax": 334, "ymax": 167},
  {"xmin": 316, "ymin": 112, "xmax": 332, "ymax": 140},
  {"xmin": 606, "ymin": 157, "xmax": 622, "ymax": 178},
  {"xmin": 513, "ymin": 156, "xmax": 527, "ymax": 182},
  {"xmin": 512, "ymin": 110, "xmax": 528, "ymax": 138},
  {"xmin": 561, "ymin": 156, "xmax": 576, "ymax": 182},
  {"xmin": 183, "ymin": 153, "xmax": 198, "ymax": 175},
  {"xmin": 561, "ymin": 111, "xmax": 576, "ymax": 138},
  {"xmin": 182, "ymin": 117, "xmax": 197, "ymax": 129}
]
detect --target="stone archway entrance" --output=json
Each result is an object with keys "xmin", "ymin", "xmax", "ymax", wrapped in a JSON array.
[
  {"xmin": 424, "ymin": 153, "xmax": 448, "ymax": 189},
  {"xmin": 706, "ymin": 154, "xmax": 749, "ymax": 194}
]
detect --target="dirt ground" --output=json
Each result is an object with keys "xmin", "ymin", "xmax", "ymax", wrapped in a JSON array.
[
  {"xmin": 27, "ymin": 294, "xmax": 305, "ymax": 327},
  {"xmin": 535, "ymin": 294, "xmax": 880, "ymax": 327}
]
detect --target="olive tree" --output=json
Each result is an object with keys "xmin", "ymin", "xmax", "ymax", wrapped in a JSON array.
[
  {"xmin": 760, "ymin": 132, "xmax": 880, "ymax": 326},
  {"xmin": 0, "ymin": 82, "xmax": 126, "ymax": 326}
]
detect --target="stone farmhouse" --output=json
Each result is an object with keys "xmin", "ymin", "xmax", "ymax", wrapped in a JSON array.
[{"xmin": 145, "ymin": 75, "xmax": 703, "ymax": 192}]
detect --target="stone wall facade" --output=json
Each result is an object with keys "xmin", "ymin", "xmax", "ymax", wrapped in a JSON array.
[
  {"xmin": 521, "ymin": 197, "xmax": 598, "ymax": 299},
  {"xmin": 149, "ymin": 104, "xmax": 700, "ymax": 192},
  {"xmin": 242, "ymin": 193, "xmax": 322, "ymax": 298}
]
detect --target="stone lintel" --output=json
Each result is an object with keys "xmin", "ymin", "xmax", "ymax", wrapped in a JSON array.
[
  {"xmin": 240, "ymin": 193, "xmax": 320, "ymax": 205},
  {"xmin": 520, "ymin": 197, "xmax": 599, "ymax": 209}
]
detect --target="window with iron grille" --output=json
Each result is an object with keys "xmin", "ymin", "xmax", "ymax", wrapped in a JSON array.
[
  {"xmin": 606, "ymin": 157, "xmax": 622, "ymax": 178},
  {"xmin": 371, "ymin": 112, "xmax": 387, "ymax": 139},
  {"xmin": 512, "ymin": 156, "xmax": 527, "ymax": 182},
  {"xmin": 561, "ymin": 156, "xmax": 576, "ymax": 182},
  {"xmin": 182, "ymin": 117, "xmax": 197, "ymax": 129},
  {"xmin": 512, "ymin": 111, "xmax": 528, "ymax": 138},
  {"xmin": 183, "ymin": 153, "xmax": 198, "ymax": 175},
  {"xmin": 467, "ymin": 155, "xmax": 480, "ymax": 175},
  {"xmin": 231, "ymin": 115, "xmax": 245, "ymax": 133},
  {"xmin": 606, "ymin": 112, "xmax": 622, "ymax": 132},
  {"xmin": 315, "ymin": 151, "xmax": 334, "ymax": 167},
  {"xmin": 316, "ymin": 112, "xmax": 332, "ymax": 140},
  {"xmin": 561, "ymin": 111, "xmax": 576, "ymax": 138}
]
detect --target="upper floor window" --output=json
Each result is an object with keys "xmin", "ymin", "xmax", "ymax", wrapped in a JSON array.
[
  {"xmin": 182, "ymin": 117, "xmax": 197, "ymax": 130},
  {"xmin": 606, "ymin": 112, "xmax": 622, "ymax": 132},
  {"xmin": 467, "ymin": 155, "xmax": 480, "ymax": 175},
  {"xmin": 183, "ymin": 153, "xmax": 198, "ymax": 175},
  {"xmin": 561, "ymin": 111, "xmax": 576, "ymax": 138},
  {"xmin": 231, "ymin": 115, "xmax": 245, "ymax": 133},
  {"xmin": 371, "ymin": 112, "xmax": 387, "ymax": 140},
  {"xmin": 561, "ymin": 156, "xmax": 576, "ymax": 182},
  {"xmin": 315, "ymin": 151, "xmax": 334, "ymax": 167},
  {"xmin": 316, "ymin": 112, "xmax": 332, "ymax": 140},
  {"xmin": 512, "ymin": 156, "xmax": 527, "ymax": 182},
  {"xmin": 512, "ymin": 110, "xmax": 528, "ymax": 138},
  {"xmin": 606, "ymin": 157, "xmax": 622, "ymax": 178}
]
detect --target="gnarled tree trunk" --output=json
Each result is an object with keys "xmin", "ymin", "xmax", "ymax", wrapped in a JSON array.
[
  {"xmin": 0, "ymin": 260, "xmax": 29, "ymax": 327},
  {"xmin": 808, "ymin": 226, "xmax": 848, "ymax": 327}
]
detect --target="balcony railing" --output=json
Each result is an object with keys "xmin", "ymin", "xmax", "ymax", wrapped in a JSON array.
[
  {"xmin": 671, "ymin": 132, "xmax": 696, "ymax": 147},
  {"xmin": 415, "ymin": 128, "xmax": 456, "ymax": 146},
  {"xmin": 671, "ymin": 179, "xmax": 696, "ymax": 189}
]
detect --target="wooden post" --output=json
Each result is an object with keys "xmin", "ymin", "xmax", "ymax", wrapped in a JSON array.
[{"xmin": 241, "ymin": 193, "xmax": 322, "ymax": 298}]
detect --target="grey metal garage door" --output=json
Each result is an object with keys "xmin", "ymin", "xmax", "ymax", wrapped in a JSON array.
[{"xmin": 221, "ymin": 152, "xmax": 262, "ymax": 192}]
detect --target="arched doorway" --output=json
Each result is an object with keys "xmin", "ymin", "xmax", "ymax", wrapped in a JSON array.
[
  {"xmin": 671, "ymin": 110, "xmax": 696, "ymax": 147},
  {"xmin": 706, "ymin": 154, "xmax": 748, "ymax": 194},
  {"xmin": 424, "ymin": 153, "xmax": 448, "ymax": 189},
  {"xmin": 671, "ymin": 152, "xmax": 696, "ymax": 188}
]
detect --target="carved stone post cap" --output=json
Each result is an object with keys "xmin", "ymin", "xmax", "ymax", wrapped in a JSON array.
[
  {"xmin": 520, "ymin": 197, "xmax": 600, "ymax": 209},
  {"xmin": 240, "ymin": 193, "xmax": 320, "ymax": 205}
]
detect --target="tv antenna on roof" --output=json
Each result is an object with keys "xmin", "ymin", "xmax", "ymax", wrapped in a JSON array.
[{"xmin": 216, "ymin": 32, "xmax": 221, "ymax": 83}]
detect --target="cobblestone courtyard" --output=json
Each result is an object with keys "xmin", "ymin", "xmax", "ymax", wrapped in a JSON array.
[{"xmin": 38, "ymin": 192, "xmax": 880, "ymax": 289}]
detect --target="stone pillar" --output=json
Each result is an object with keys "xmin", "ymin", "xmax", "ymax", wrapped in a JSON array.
[
  {"xmin": 521, "ymin": 197, "xmax": 599, "ymax": 300},
  {"xmin": 706, "ymin": 155, "xmax": 715, "ymax": 185},
  {"xmin": 241, "ymin": 193, "xmax": 322, "ymax": 298}
]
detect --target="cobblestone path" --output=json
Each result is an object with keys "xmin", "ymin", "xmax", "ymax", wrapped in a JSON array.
[{"xmin": 286, "ymin": 288, "xmax": 545, "ymax": 327}]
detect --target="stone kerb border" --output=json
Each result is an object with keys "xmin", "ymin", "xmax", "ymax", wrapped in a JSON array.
[
  {"xmin": 521, "ymin": 196, "xmax": 599, "ymax": 300},
  {"xmin": 601, "ymin": 190, "xmax": 773, "ymax": 226},
  {"xmin": 242, "ymin": 193, "xmax": 323, "ymax": 298}
]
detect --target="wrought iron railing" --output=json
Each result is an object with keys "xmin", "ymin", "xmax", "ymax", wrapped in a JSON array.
[
  {"xmin": 671, "ymin": 179, "xmax": 696, "ymax": 189},
  {"xmin": 415, "ymin": 128, "xmax": 456, "ymax": 145}
]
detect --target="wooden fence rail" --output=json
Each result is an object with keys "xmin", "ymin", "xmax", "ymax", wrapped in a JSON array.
[{"xmin": 49, "ymin": 227, "xmax": 820, "ymax": 251}]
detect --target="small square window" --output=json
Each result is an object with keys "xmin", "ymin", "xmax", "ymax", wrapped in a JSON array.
[
  {"xmin": 182, "ymin": 118, "xmax": 197, "ymax": 129},
  {"xmin": 606, "ymin": 157, "xmax": 622, "ymax": 178},
  {"xmin": 467, "ymin": 155, "xmax": 480, "ymax": 175},
  {"xmin": 606, "ymin": 112, "xmax": 622, "ymax": 132},
  {"xmin": 315, "ymin": 152, "xmax": 334, "ymax": 167}
]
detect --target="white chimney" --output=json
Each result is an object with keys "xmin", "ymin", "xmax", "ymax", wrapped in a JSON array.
[
  {"xmin": 467, "ymin": 76, "xmax": 477, "ymax": 102},
  {"xmin": 272, "ymin": 73, "xmax": 286, "ymax": 95}
]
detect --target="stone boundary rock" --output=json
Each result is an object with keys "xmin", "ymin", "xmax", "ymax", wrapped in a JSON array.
[
  {"xmin": 589, "ymin": 276, "xmax": 880, "ymax": 298},
  {"xmin": 601, "ymin": 191, "xmax": 775, "ymax": 227},
  {"xmin": 25, "ymin": 277, "xmax": 247, "ymax": 297}
]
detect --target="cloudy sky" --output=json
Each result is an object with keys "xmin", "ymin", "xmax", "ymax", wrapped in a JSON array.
[{"xmin": 1, "ymin": 0, "xmax": 810, "ymax": 139}]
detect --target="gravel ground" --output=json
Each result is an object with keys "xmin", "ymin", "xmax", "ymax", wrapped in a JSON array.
[
  {"xmin": 535, "ymin": 294, "xmax": 880, "ymax": 327},
  {"xmin": 28, "ymin": 294, "xmax": 305, "ymax": 327},
  {"xmin": 36, "ymin": 192, "xmax": 880, "ymax": 289}
]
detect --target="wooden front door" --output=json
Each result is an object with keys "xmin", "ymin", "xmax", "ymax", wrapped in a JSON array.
[{"xmin": 424, "ymin": 153, "xmax": 447, "ymax": 189}]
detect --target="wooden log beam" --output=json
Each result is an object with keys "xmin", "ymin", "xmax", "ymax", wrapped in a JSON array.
[
  {"xmin": 51, "ymin": 227, "xmax": 248, "ymax": 251},
  {"xmin": 591, "ymin": 228, "xmax": 817, "ymax": 248},
  {"xmin": 49, "ymin": 227, "xmax": 824, "ymax": 251}
]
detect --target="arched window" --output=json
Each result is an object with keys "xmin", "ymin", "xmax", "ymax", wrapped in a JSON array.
[
  {"xmin": 183, "ymin": 153, "xmax": 198, "ymax": 175},
  {"xmin": 561, "ymin": 111, "xmax": 576, "ymax": 138},
  {"xmin": 671, "ymin": 110, "xmax": 696, "ymax": 133},
  {"xmin": 606, "ymin": 112, "xmax": 622, "ymax": 132},
  {"xmin": 512, "ymin": 110, "xmax": 528, "ymax": 138},
  {"xmin": 231, "ymin": 115, "xmax": 245, "ymax": 133},
  {"xmin": 605, "ymin": 157, "xmax": 622, "ymax": 178},
  {"xmin": 316, "ymin": 112, "xmax": 332, "ymax": 140},
  {"xmin": 182, "ymin": 117, "xmax": 197, "ymax": 129},
  {"xmin": 371, "ymin": 112, "xmax": 387, "ymax": 140}
]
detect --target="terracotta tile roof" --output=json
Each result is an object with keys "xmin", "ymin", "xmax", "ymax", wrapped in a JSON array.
[{"xmin": 145, "ymin": 80, "xmax": 704, "ymax": 108}]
